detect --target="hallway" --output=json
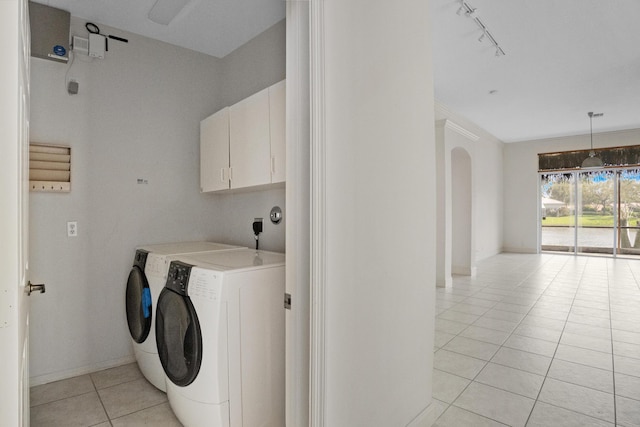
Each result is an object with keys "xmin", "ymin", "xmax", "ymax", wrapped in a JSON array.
[{"xmin": 433, "ymin": 253, "xmax": 640, "ymax": 426}]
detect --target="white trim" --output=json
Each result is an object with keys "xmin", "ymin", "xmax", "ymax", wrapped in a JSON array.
[
  {"xmin": 309, "ymin": 1, "xmax": 326, "ymax": 425},
  {"xmin": 285, "ymin": 1, "xmax": 311, "ymax": 426},
  {"xmin": 436, "ymin": 277, "xmax": 452, "ymax": 288},
  {"xmin": 29, "ymin": 355, "xmax": 136, "ymax": 387},
  {"xmin": 451, "ymin": 265, "xmax": 474, "ymax": 276},
  {"xmin": 444, "ymin": 120, "xmax": 479, "ymax": 141},
  {"xmin": 502, "ymin": 247, "xmax": 538, "ymax": 254}
]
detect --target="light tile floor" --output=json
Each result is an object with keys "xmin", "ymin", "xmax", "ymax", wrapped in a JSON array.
[
  {"xmin": 432, "ymin": 253, "xmax": 640, "ymax": 427},
  {"xmin": 30, "ymin": 363, "xmax": 183, "ymax": 427},
  {"xmin": 31, "ymin": 253, "xmax": 640, "ymax": 426}
]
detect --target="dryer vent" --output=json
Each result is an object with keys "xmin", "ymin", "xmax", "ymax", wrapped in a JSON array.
[{"xmin": 29, "ymin": 1, "xmax": 70, "ymax": 63}]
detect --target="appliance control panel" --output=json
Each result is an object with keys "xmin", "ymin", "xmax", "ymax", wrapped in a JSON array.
[
  {"xmin": 166, "ymin": 261, "xmax": 193, "ymax": 296},
  {"xmin": 134, "ymin": 250, "xmax": 149, "ymax": 270}
]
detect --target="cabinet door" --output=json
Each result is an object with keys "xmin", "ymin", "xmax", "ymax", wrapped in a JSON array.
[
  {"xmin": 269, "ymin": 80, "xmax": 286, "ymax": 183},
  {"xmin": 200, "ymin": 107, "xmax": 230, "ymax": 192},
  {"xmin": 229, "ymin": 88, "xmax": 271, "ymax": 189}
]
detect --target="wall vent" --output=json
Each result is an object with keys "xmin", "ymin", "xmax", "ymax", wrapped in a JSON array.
[{"xmin": 29, "ymin": 143, "xmax": 71, "ymax": 192}]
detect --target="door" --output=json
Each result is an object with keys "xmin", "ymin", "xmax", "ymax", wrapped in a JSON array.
[
  {"xmin": 1, "ymin": 0, "xmax": 32, "ymax": 425},
  {"xmin": 200, "ymin": 107, "xmax": 230, "ymax": 192},
  {"xmin": 155, "ymin": 262, "xmax": 202, "ymax": 387},
  {"xmin": 229, "ymin": 88, "xmax": 271, "ymax": 189},
  {"xmin": 577, "ymin": 170, "xmax": 615, "ymax": 255}
]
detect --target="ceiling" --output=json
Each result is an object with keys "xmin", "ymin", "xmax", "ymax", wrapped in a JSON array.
[{"xmin": 35, "ymin": 0, "xmax": 640, "ymax": 143}]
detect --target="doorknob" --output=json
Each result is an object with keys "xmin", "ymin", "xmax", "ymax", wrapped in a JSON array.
[{"xmin": 27, "ymin": 281, "xmax": 46, "ymax": 296}]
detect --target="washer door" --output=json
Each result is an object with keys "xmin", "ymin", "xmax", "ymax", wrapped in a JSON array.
[
  {"xmin": 156, "ymin": 288, "xmax": 203, "ymax": 387},
  {"xmin": 126, "ymin": 265, "xmax": 152, "ymax": 343}
]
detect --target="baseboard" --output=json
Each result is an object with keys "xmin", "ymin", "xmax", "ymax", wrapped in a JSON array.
[
  {"xmin": 30, "ymin": 355, "xmax": 136, "ymax": 387},
  {"xmin": 436, "ymin": 276, "xmax": 452, "ymax": 288},
  {"xmin": 451, "ymin": 265, "xmax": 474, "ymax": 276},
  {"xmin": 406, "ymin": 401, "xmax": 440, "ymax": 427},
  {"xmin": 501, "ymin": 247, "xmax": 538, "ymax": 254}
]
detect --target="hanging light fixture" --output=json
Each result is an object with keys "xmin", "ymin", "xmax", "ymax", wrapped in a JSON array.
[{"xmin": 581, "ymin": 111, "xmax": 604, "ymax": 168}]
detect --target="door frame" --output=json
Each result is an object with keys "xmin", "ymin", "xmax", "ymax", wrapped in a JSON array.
[{"xmin": 0, "ymin": 0, "xmax": 31, "ymax": 425}]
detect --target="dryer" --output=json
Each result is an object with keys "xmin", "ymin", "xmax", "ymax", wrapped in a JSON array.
[
  {"xmin": 155, "ymin": 249, "xmax": 285, "ymax": 427},
  {"xmin": 125, "ymin": 241, "xmax": 243, "ymax": 391}
]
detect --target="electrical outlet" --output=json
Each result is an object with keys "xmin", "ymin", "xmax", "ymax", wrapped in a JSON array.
[{"xmin": 67, "ymin": 221, "xmax": 78, "ymax": 237}]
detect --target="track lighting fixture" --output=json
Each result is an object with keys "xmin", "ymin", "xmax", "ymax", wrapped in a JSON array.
[{"xmin": 456, "ymin": 0, "xmax": 505, "ymax": 57}]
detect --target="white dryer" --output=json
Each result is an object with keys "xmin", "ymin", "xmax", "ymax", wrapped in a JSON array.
[
  {"xmin": 155, "ymin": 249, "xmax": 285, "ymax": 427},
  {"xmin": 125, "ymin": 241, "xmax": 243, "ymax": 391}
]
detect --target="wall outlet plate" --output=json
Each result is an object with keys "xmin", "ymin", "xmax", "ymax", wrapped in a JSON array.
[{"xmin": 67, "ymin": 221, "xmax": 77, "ymax": 237}]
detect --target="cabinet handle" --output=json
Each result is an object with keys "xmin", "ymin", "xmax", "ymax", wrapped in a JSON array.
[
  {"xmin": 229, "ymin": 167, "xmax": 233, "ymax": 181},
  {"xmin": 220, "ymin": 168, "xmax": 225, "ymax": 182},
  {"xmin": 271, "ymin": 156, "xmax": 276, "ymax": 175}
]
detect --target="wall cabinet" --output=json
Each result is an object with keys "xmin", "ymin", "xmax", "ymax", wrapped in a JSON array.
[
  {"xmin": 200, "ymin": 80, "xmax": 285, "ymax": 192},
  {"xmin": 200, "ymin": 107, "xmax": 230, "ymax": 192}
]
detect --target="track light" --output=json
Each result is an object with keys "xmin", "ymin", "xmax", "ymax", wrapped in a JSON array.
[{"xmin": 456, "ymin": 1, "xmax": 506, "ymax": 57}]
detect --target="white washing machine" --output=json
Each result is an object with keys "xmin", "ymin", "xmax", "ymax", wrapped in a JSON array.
[
  {"xmin": 125, "ymin": 241, "xmax": 244, "ymax": 391},
  {"xmin": 155, "ymin": 249, "xmax": 285, "ymax": 427}
]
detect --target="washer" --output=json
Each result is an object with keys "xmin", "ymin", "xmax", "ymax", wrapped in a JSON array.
[
  {"xmin": 125, "ymin": 241, "xmax": 243, "ymax": 391},
  {"xmin": 155, "ymin": 249, "xmax": 285, "ymax": 427}
]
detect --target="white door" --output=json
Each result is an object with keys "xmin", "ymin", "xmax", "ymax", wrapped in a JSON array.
[
  {"xmin": 269, "ymin": 80, "xmax": 286, "ymax": 184},
  {"xmin": 200, "ymin": 107, "xmax": 230, "ymax": 192},
  {"xmin": 0, "ymin": 0, "xmax": 34, "ymax": 425},
  {"xmin": 229, "ymin": 88, "xmax": 271, "ymax": 189}
]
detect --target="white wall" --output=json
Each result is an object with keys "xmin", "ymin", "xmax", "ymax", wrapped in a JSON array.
[
  {"xmin": 29, "ymin": 18, "xmax": 285, "ymax": 383},
  {"xmin": 504, "ymin": 128, "xmax": 640, "ymax": 253},
  {"xmin": 208, "ymin": 19, "xmax": 287, "ymax": 253},
  {"xmin": 434, "ymin": 105, "xmax": 504, "ymax": 287},
  {"xmin": 320, "ymin": 1, "xmax": 436, "ymax": 425}
]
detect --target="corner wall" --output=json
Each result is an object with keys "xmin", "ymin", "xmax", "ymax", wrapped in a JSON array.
[
  {"xmin": 435, "ymin": 104, "xmax": 504, "ymax": 288},
  {"xmin": 320, "ymin": 1, "xmax": 436, "ymax": 425}
]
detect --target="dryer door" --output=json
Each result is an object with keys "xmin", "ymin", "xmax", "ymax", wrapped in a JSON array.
[
  {"xmin": 126, "ymin": 266, "xmax": 152, "ymax": 343},
  {"xmin": 156, "ymin": 288, "xmax": 203, "ymax": 386}
]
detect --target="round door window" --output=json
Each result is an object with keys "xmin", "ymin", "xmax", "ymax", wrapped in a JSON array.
[
  {"xmin": 125, "ymin": 266, "xmax": 152, "ymax": 343},
  {"xmin": 156, "ymin": 288, "xmax": 203, "ymax": 387}
]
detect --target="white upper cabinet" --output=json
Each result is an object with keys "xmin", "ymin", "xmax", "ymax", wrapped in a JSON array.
[
  {"xmin": 200, "ymin": 107, "xmax": 230, "ymax": 192},
  {"xmin": 269, "ymin": 80, "xmax": 286, "ymax": 184},
  {"xmin": 229, "ymin": 87, "xmax": 271, "ymax": 189},
  {"xmin": 200, "ymin": 80, "xmax": 285, "ymax": 193}
]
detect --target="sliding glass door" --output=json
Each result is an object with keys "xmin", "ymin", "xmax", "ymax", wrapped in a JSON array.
[
  {"xmin": 618, "ymin": 169, "xmax": 640, "ymax": 256},
  {"xmin": 577, "ymin": 170, "xmax": 615, "ymax": 255},
  {"xmin": 540, "ymin": 168, "xmax": 640, "ymax": 258},
  {"xmin": 541, "ymin": 173, "xmax": 575, "ymax": 252}
]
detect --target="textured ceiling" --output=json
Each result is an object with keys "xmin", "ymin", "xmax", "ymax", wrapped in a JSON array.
[{"xmin": 34, "ymin": 0, "xmax": 640, "ymax": 143}]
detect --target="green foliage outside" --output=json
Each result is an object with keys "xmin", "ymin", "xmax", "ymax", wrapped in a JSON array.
[{"xmin": 542, "ymin": 214, "xmax": 640, "ymax": 227}]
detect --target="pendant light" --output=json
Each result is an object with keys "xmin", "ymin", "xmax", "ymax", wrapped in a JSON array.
[{"xmin": 581, "ymin": 111, "xmax": 604, "ymax": 168}]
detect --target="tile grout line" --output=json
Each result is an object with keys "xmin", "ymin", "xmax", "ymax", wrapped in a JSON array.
[
  {"xmin": 606, "ymin": 258, "xmax": 617, "ymax": 427},
  {"xmin": 525, "ymin": 261, "xmax": 593, "ymax": 425},
  {"xmin": 89, "ymin": 373, "xmax": 114, "ymax": 425},
  {"xmin": 439, "ymin": 255, "xmax": 563, "ymax": 426},
  {"xmin": 516, "ymin": 256, "xmax": 582, "ymax": 426}
]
